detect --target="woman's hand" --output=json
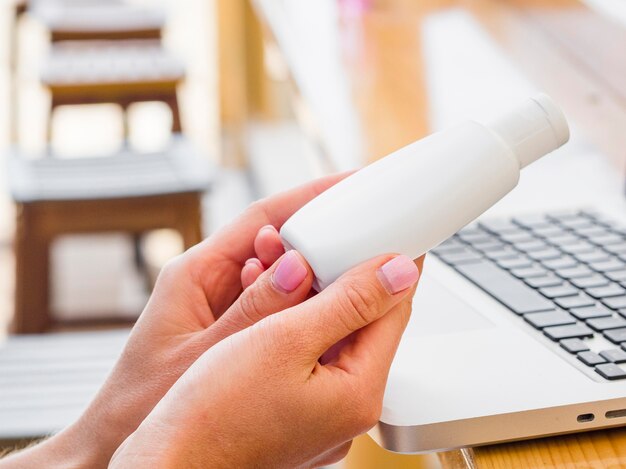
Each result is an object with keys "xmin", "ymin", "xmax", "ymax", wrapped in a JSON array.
[
  {"xmin": 0, "ymin": 174, "xmax": 349, "ymax": 469},
  {"xmin": 110, "ymin": 253, "xmax": 422, "ymax": 469}
]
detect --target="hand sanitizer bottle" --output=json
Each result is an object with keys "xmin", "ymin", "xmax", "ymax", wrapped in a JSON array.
[{"xmin": 280, "ymin": 94, "xmax": 570, "ymax": 290}]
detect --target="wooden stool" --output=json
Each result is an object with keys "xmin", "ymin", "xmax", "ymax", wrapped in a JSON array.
[
  {"xmin": 40, "ymin": 41, "xmax": 185, "ymax": 140},
  {"xmin": 8, "ymin": 137, "xmax": 213, "ymax": 333},
  {"xmin": 31, "ymin": 2, "xmax": 164, "ymax": 42}
]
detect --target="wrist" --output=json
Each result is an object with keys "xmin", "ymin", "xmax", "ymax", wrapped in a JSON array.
[{"xmin": 0, "ymin": 423, "xmax": 105, "ymax": 469}]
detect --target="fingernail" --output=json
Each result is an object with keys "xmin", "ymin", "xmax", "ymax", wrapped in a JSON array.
[
  {"xmin": 245, "ymin": 258, "xmax": 263, "ymax": 269},
  {"xmin": 272, "ymin": 250, "xmax": 308, "ymax": 293},
  {"xmin": 377, "ymin": 255, "xmax": 420, "ymax": 294},
  {"xmin": 260, "ymin": 225, "xmax": 278, "ymax": 234}
]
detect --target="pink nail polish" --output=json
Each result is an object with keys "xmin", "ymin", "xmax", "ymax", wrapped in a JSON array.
[
  {"xmin": 272, "ymin": 250, "xmax": 308, "ymax": 293},
  {"xmin": 377, "ymin": 256, "xmax": 420, "ymax": 294}
]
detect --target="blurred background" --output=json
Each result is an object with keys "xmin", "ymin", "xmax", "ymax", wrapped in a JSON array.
[{"xmin": 2, "ymin": 0, "xmax": 626, "ymax": 467}]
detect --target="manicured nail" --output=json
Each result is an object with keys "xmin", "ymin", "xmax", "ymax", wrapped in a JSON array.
[
  {"xmin": 377, "ymin": 255, "xmax": 420, "ymax": 294},
  {"xmin": 272, "ymin": 250, "xmax": 307, "ymax": 293},
  {"xmin": 245, "ymin": 258, "xmax": 263, "ymax": 269}
]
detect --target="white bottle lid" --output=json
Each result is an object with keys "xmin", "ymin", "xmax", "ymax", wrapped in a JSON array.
[{"xmin": 487, "ymin": 93, "xmax": 570, "ymax": 168}]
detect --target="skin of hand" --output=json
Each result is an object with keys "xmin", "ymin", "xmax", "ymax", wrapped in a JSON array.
[
  {"xmin": 109, "ymin": 252, "xmax": 423, "ymax": 469},
  {"xmin": 0, "ymin": 173, "xmax": 352, "ymax": 469}
]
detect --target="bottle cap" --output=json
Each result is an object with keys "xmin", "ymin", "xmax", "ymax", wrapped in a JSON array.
[{"xmin": 487, "ymin": 93, "xmax": 570, "ymax": 168}]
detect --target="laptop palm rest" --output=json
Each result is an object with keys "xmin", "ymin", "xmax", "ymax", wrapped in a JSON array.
[{"xmin": 404, "ymin": 272, "xmax": 494, "ymax": 339}]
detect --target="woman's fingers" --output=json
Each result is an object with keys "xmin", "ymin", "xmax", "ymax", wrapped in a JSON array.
[
  {"xmin": 240, "ymin": 225, "xmax": 286, "ymax": 290},
  {"xmin": 278, "ymin": 254, "xmax": 420, "ymax": 361},
  {"xmin": 214, "ymin": 251, "xmax": 314, "ymax": 338},
  {"xmin": 332, "ymin": 256, "xmax": 424, "ymax": 373},
  {"xmin": 254, "ymin": 225, "xmax": 285, "ymax": 267},
  {"xmin": 240, "ymin": 258, "xmax": 264, "ymax": 289},
  {"xmin": 190, "ymin": 172, "xmax": 352, "ymax": 315}
]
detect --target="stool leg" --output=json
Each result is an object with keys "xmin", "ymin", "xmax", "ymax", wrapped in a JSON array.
[
  {"xmin": 47, "ymin": 99, "xmax": 58, "ymax": 145},
  {"xmin": 121, "ymin": 102, "xmax": 131, "ymax": 143},
  {"xmin": 13, "ymin": 205, "xmax": 52, "ymax": 333},
  {"xmin": 180, "ymin": 194, "xmax": 203, "ymax": 249},
  {"xmin": 166, "ymin": 94, "xmax": 182, "ymax": 133}
]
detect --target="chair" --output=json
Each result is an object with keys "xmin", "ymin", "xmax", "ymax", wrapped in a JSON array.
[
  {"xmin": 31, "ymin": 2, "xmax": 165, "ymax": 42},
  {"xmin": 40, "ymin": 40, "xmax": 185, "ymax": 140},
  {"xmin": 8, "ymin": 137, "xmax": 213, "ymax": 333}
]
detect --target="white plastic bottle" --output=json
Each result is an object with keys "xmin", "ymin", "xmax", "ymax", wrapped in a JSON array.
[{"xmin": 280, "ymin": 94, "xmax": 570, "ymax": 290}]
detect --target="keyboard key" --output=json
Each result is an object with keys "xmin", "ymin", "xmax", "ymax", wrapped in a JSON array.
[
  {"xmin": 606, "ymin": 270, "xmax": 626, "ymax": 282},
  {"xmin": 595, "ymin": 363, "xmax": 626, "ymax": 380},
  {"xmin": 510, "ymin": 266, "xmax": 548, "ymax": 279},
  {"xmin": 570, "ymin": 275, "xmax": 610, "ymax": 289},
  {"xmin": 458, "ymin": 226, "xmax": 484, "ymax": 235},
  {"xmin": 457, "ymin": 233, "xmax": 495, "ymax": 244},
  {"xmin": 558, "ymin": 217, "xmax": 594, "ymax": 229},
  {"xmin": 513, "ymin": 214, "xmax": 552, "ymax": 229},
  {"xmin": 600, "ymin": 349, "xmax": 626, "ymax": 364},
  {"xmin": 533, "ymin": 226, "xmax": 569, "ymax": 238},
  {"xmin": 603, "ymin": 328, "xmax": 626, "ymax": 344},
  {"xmin": 545, "ymin": 233, "xmax": 580, "ymax": 245},
  {"xmin": 472, "ymin": 241, "xmax": 507, "ymax": 252},
  {"xmin": 524, "ymin": 311, "xmax": 575, "ymax": 329},
  {"xmin": 576, "ymin": 226, "xmax": 609, "ymax": 239},
  {"xmin": 556, "ymin": 265, "xmax": 594, "ymax": 280},
  {"xmin": 603, "ymin": 296, "xmax": 626, "ymax": 310},
  {"xmin": 588, "ymin": 233, "xmax": 624, "ymax": 246},
  {"xmin": 577, "ymin": 351, "xmax": 607, "ymax": 366},
  {"xmin": 541, "ymin": 256, "xmax": 578, "ymax": 270},
  {"xmin": 574, "ymin": 250, "xmax": 611, "ymax": 264},
  {"xmin": 455, "ymin": 260, "xmax": 555, "ymax": 315},
  {"xmin": 539, "ymin": 284, "xmax": 578, "ymax": 299},
  {"xmin": 484, "ymin": 248, "xmax": 519, "ymax": 261},
  {"xmin": 499, "ymin": 232, "xmax": 535, "ymax": 244},
  {"xmin": 438, "ymin": 250, "xmax": 483, "ymax": 265},
  {"xmin": 560, "ymin": 338, "xmax": 589, "ymax": 353},
  {"xmin": 554, "ymin": 293, "xmax": 595, "ymax": 310},
  {"xmin": 479, "ymin": 220, "xmax": 521, "ymax": 234},
  {"xmin": 529, "ymin": 249, "xmax": 562, "ymax": 261},
  {"xmin": 496, "ymin": 257, "xmax": 533, "ymax": 270},
  {"xmin": 586, "ymin": 316, "xmax": 626, "ymax": 331},
  {"xmin": 524, "ymin": 275, "xmax": 563, "ymax": 289},
  {"xmin": 433, "ymin": 240, "xmax": 466, "ymax": 254},
  {"xmin": 589, "ymin": 258, "xmax": 625, "ymax": 273},
  {"xmin": 544, "ymin": 323, "xmax": 593, "ymax": 341},
  {"xmin": 605, "ymin": 244, "xmax": 626, "ymax": 255},
  {"xmin": 515, "ymin": 240, "xmax": 550, "ymax": 252},
  {"xmin": 570, "ymin": 305, "xmax": 613, "ymax": 320},
  {"xmin": 586, "ymin": 283, "xmax": 626, "ymax": 299},
  {"xmin": 561, "ymin": 242, "xmax": 596, "ymax": 255}
]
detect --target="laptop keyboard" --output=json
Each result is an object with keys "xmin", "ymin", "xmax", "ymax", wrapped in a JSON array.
[{"xmin": 431, "ymin": 210, "xmax": 626, "ymax": 381}]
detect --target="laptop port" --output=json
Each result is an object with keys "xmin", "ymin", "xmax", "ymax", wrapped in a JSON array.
[
  {"xmin": 577, "ymin": 413, "xmax": 595, "ymax": 423},
  {"xmin": 605, "ymin": 409, "xmax": 626, "ymax": 419}
]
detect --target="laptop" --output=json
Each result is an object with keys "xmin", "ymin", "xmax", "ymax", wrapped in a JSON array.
[
  {"xmin": 372, "ymin": 202, "xmax": 626, "ymax": 453},
  {"xmin": 371, "ymin": 143, "xmax": 626, "ymax": 452}
]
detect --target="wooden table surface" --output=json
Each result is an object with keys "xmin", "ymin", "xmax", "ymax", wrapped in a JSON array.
[{"xmin": 248, "ymin": 0, "xmax": 626, "ymax": 467}]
